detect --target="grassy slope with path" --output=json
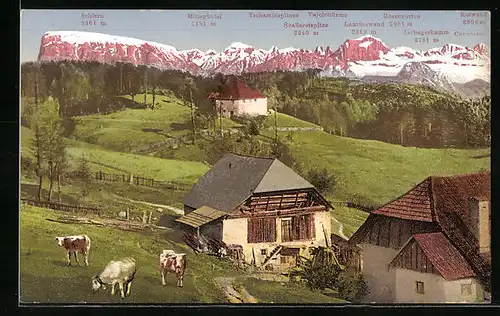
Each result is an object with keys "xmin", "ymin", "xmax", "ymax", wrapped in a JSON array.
[{"xmin": 20, "ymin": 205, "xmax": 347, "ymax": 304}]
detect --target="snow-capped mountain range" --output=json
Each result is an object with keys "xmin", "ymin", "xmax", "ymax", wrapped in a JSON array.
[{"xmin": 38, "ymin": 31, "xmax": 490, "ymax": 96}]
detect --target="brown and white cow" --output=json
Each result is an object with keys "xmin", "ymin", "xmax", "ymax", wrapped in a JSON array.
[
  {"xmin": 159, "ymin": 249, "xmax": 186, "ymax": 287},
  {"xmin": 55, "ymin": 235, "xmax": 91, "ymax": 266}
]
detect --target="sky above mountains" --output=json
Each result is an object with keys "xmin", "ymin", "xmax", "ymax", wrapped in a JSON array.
[{"xmin": 21, "ymin": 10, "xmax": 491, "ymax": 62}]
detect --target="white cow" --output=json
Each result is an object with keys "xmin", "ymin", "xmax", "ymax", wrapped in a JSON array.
[{"xmin": 91, "ymin": 257, "xmax": 137, "ymax": 298}]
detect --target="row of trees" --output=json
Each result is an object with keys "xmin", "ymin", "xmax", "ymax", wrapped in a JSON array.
[
  {"xmin": 23, "ymin": 64, "xmax": 92, "ymax": 202},
  {"xmin": 21, "ymin": 61, "xmax": 490, "ymax": 148}
]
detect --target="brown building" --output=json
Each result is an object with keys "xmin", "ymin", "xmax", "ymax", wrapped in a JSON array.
[
  {"xmin": 348, "ymin": 171, "xmax": 491, "ymax": 303},
  {"xmin": 176, "ymin": 153, "xmax": 334, "ymax": 271}
]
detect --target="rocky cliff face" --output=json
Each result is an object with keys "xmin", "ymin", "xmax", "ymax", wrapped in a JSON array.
[{"xmin": 38, "ymin": 31, "xmax": 490, "ymax": 95}]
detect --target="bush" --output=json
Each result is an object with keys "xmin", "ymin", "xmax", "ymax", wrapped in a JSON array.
[
  {"xmin": 307, "ymin": 168, "xmax": 337, "ymax": 195},
  {"xmin": 301, "ymin": 264, "xmax": 341, "ymax": 291},
  {"xmin": 335, "ymin": 272, "xmax": 369, "ymax": 303},
  {"xmin": 76, "ymin": 154, "xmax": 92, "ymax": 197}
]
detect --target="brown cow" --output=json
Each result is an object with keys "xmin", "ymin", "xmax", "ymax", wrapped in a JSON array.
[
  {"xmin": 55, "ymin": 235, "xmax": 91, "ymax": 266},
  {"xmin": 159, "ymin": 250, "xmax": 186, "ymax": 287}
]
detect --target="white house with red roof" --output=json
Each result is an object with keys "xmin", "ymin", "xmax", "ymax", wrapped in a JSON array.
[
  {"xmin": 208, "ymin": 76, "xmax": 268, "ymax": 117},
  {"xmin": 348, "ymin": 171, "xmax": 491, "ymax": 303}
]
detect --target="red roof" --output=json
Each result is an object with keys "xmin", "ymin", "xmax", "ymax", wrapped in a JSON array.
[
  {"xmin": 352, "ymin": 171, "xmax": 491, "ymax": 289},
  {"xmin": 370, "ymin": 171, "xmax": 490, "ymax": 223},
  {"xmin": 208, "ymin": 77, "xmax": 265, "ymax": 100},
  {"xmin": 412, "ymin": 232, "xmax": 475, "ymax": 280},
  {"xmin": 433, "ymin": 171, "xmax": 491, "ymax": 222},
  {"xmin": 371, "ymin": 178, "xmax": 434, "ymax": 222}
]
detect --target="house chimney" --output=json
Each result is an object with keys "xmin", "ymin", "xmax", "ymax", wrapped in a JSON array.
[{"xmin": 468, "ymin": 197, "xmax": 491, "ymax": 253}]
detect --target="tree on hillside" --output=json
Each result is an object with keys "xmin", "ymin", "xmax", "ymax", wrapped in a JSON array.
[
  {"xmin": 77, "ymin": 154, "xmax": 93, "ymax": 198},
  {"xmin": 124, "ymin": 64, "xmax": 140, "ymax": 101},
  {"xmin": 88, "ymin": 62, "xmax": 106, "ymax": 105},
  {"xmin": 38, "ymin": 98, "xmax": 67, "ymax": 201},
  {"xmin": 149, "ymin": 69, "xmax": 161, "ymax": 110},
  {"xmin": 181, "ymin": 77, "xmax": 198, "ymax": 144},
  {"xmin": 31, "ymin": 64, "xmax": 44, "ymax": 200},
  {"xmin": 307, "ymin": 168, "xmax": 337, "ymax": 195}
]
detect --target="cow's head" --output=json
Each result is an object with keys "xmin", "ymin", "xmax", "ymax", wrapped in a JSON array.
[
  {"xmin": 174, "ymin": 254, "xmax": 186, "ymax": 273},
  {"xmin": 91, "ymin": 275, "xmax": 106, "ymax": 291},
  {"xmin": 55, "ymin": 237, "xmax": 65, "ymax": 247}
]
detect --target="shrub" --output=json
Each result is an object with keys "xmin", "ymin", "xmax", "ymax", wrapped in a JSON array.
[
  {"xmin": 301, "ymin": 264, "xmax": 341, "ymax": 291},
  {"xmin": 307, "ymin": 168, "xmax": 337, "ymax": 195},
  {"xmin": 335, "ymin": 272, "xmax": 369, "ymax": 303}
]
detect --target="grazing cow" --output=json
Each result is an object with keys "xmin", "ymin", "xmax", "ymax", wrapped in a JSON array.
[
  {"xmin": 55, "ymin": 235, "xmax": 91, "ymax": 266},
  {"xmin": 91, "ymin": 257, "xmax": 137, "ymax": 299},
  {"xmin": 159, "ymin": 250, "xmax": 187, "ymax": 287}
]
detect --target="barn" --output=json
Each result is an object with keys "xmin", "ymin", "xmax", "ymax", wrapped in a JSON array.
[
  {"xmin": 208, "ymin": 76, "xmax": 268, "ymax": 118},
  {"xmin": 347, "ymin": 171, "xmax": 491, "ymax": 303},
  {"xmin": 176, "ymin": 153, "xmax": 334, "ymax": 272}
]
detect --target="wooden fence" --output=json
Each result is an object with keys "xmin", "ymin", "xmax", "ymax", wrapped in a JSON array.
[
  {"xmin": 21, "ymin": 198, "xmax": 103, "ymax": 216},
  {"xmin": 67, "ymin": 170, "xmax": 191, "ymax": 191}
]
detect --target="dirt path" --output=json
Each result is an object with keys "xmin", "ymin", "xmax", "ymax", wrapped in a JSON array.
[
  {"xmin": 331, "ymin": 216, "xmax": 348, "ymax": 240},
  {"xmin": 214, "ymin": 277, "xmax": 258, "ymax": 304},
  {"xmin": 111, "ymin": 194, "xmax": 184, "ymax": 215}
]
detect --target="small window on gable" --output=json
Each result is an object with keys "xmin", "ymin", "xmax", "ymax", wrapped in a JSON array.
[
  {"xmin": 416, "ymin": 281, "xmax": 425, "ymax": 294},
  {"xmin": 461, "ymin": 284, "xmax": 472, "ymax": 295},
  {"xmin": 260, "ymin": 249, "xmax": 267, "ymax": 256}
]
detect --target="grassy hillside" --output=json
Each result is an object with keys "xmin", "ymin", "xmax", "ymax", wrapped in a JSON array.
[
  {"xmin": 261, "ymin": 130, "xmax": 490, "ymax": 207},
  {"xmin": 20, "ymin": 204, "xmax": 235, "ymax": 303},
  {"xmin": 21, "ymin": 125, "xmax": 210, "ymax": 184},
  {"xmin": 20, "ymin": 205, "xmax": 346, "ymax": 304},
  {"xmin": 263, "ymin": 111, "xmax": 320, "ymax": 128},
  {"xmin": 73, "ymin": 94, "xmax": 191, "ymax": 152}
]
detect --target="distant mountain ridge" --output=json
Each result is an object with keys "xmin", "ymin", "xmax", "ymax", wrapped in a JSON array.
[{"xmin": 38, "ymin": 31, "xmax": 490, "ymax": 97}]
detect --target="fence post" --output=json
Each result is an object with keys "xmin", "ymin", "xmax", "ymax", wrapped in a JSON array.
[
  {"xmin": 99, "ymin": 170, "xmax": 103, "ymax": 180},
  {"xmin": 142, "ymin": 211, "xmax": 147, "ymax": 224},
  {"xmin": 123, "ymin": 174, "xmax": 125, "ymax": 183},
  {"xmin": 126, "ymin": 208, "xmax": 130, "ymax": 220},
  {"xmin": 130, "ymin": 174, "xmax": 134, "ymax": 184},
  {"xmin": 151, "ymin": 179, "xmax": 154, "ymax": 187},
  {"xmin": 147, "ymin": 211, "xmax": 152, "ymax": 224}
]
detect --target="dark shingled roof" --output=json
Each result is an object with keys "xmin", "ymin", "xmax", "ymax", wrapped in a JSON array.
[
  {"xmin": 411, "ymin": 232, "xmax": 475, "ymax": 281},
  {"xmin": 208, "ymin": 76, "xmax": 265, "ymax": 100},
  {"xmin": 175, "ymin": 206, "xmax": 227, "ymax": 228},
  {"xmin": 183, "ymin": 153, "xmax": 314, "ymax": 213}
]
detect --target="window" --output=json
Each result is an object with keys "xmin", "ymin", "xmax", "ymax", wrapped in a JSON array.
[
  {"xmin": 254, "ymin": 99, "xmax": 257, "ymax": 102},
  {"xmin": 461, "ymin": 284, "xmax": 472, "ymax": 295},
  {"xmin": 416, "ymin": 281, "xmax": 425, "ymax": 294},
  {"xmin": 247, "ymin": 217, "xmax": 276, "ymax": 243},
  {"xmin": 281, "ymin": 215, "xmax": 315, "ymax": 242},
  {"xmin": 260, "ymin": 249, "xmax": 267, "ymax": 256},
  {"xmin": 281, "ymin": 218, "xmax": 293, "ymax": 242}
]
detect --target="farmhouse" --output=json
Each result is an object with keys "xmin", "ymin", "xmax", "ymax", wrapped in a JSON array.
[
  {"xmin": 176, "ymin": 153, "xmax": 333, "ymax": 271},
  {"xmin": 347, "ymin": 171, "xmax": 491, "ymax": 303},
  {"xmin": 208, "ymin": 76, "xmax": 268, "ymax": 118}
]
